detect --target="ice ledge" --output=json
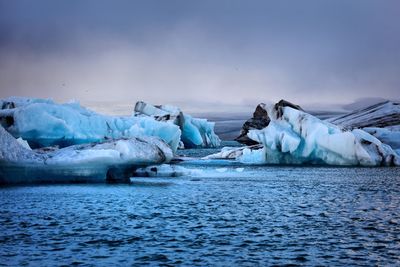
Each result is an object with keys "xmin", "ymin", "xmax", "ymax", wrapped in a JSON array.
[{"xmin": 0, "ymin": 124, "xmax": 173, "ymax": 184}]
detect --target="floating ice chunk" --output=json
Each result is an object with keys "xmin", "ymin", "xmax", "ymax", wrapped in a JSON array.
[
  {"xmin": 134, "ymin": 101, "xmax": 220, "ymax": 148},
  {"xmin": 245, "ymin": 103, "xmax": 400, "ymax": 166},
  {"xmin": 204, "ymin": 145, "xmax": 269, "ymax": 164},
  {"xmin": 235, "ymin": 167, "xmax": 244, "ymax": 172},
  {"xmin": 182, "ymin": 114, "xmax": 221, "ymax": 148},
  {"xmin": 210, "ymin": 101, "xmax": 399, "ymax": 166},
  {"xmin": 240, "ymin": 146, "xmax": 267, "ymax": 164},
  {"xmin": 203, "ymin": 146, "xmax": 253, "ymax": 160},
  {"xmin": 0, "ymin": 125, "xmax": 173, "ymax": 184},
  {"xmin": 134, "ymin": 164, "xmax": 201, "ymax": 177},
  {"xmin": 216, "ymin": 167, "xmax": 228, "ymax": 173},
  {"xmin": 0, "ymin": 97, "xmax": 181, "ymax": 152}
]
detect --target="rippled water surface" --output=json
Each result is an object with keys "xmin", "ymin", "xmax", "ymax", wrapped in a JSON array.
[{"xmin": 1, "ymin": 166, "xmax": 400, "ymax": 266}]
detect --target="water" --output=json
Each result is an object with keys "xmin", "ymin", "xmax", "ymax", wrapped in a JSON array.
[{"xmin": 1, "ymin": 165, "xmax": 400, "ymax": 266}]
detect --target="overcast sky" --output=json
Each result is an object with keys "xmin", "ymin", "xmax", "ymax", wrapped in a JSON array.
[{"xmin": 0, "ymin": 0, "xmax": 399, "ymax": 113}]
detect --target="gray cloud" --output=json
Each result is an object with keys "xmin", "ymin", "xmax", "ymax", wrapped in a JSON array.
[{"xmin": 0, "ymin": 0, "xmax": 399, "ymax": 113}]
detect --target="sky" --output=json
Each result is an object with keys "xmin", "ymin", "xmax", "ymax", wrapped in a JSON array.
[{"xmin": 0, "ymin": 0, "xmax": 399, "ymax": 114}]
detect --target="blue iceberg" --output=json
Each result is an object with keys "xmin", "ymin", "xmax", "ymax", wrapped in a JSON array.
[
  {"xmin": 134, "ymin": 101, "xmax": 220, "ymax": 148},
  {"xmin": 0, "ymin": 98, "xmax": 221, "ymax": 152},
  {"xmin": 0, "ymin": 97, "xmax": 181, "ymax": 151}
]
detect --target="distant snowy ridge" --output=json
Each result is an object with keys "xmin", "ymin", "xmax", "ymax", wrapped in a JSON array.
[
  {"xmin": 208, "ymin": 100, "xmax": 399, "ymax": 166},
  {"xmin": 328, "ymin": 101, "xmax": 400, "ymax": 129}
]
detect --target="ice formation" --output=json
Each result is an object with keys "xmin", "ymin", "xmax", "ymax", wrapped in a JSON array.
[
  {"xmin": 211, "ymin": 101, "xmax": 399, "ymax": 166},
  {"xmin": 235, "ymin": 100, "xmax": 304, "ymax": 145},
  {"xmin": 134, "ymin": 164, "xmax": 200, "ymax": 177},
  {"xmin": 328, "ymin": 101, "xmax": 400, "ymax": 152},
  {"xmin": 0, "ymin": 124, "xmax": 173, "ymax": 184},
  {"xmin": 134, "ymin": 101, "xmax": 220, "ymax": 148},
  {"xmin": 204, "ymin": 145, "xmax": 263, "ymax": 161},
  {"xmin": 0, "ymin": 97, "xmax": 181, "ymax": 152},
  {"xmin": 363, "ymin": 126, "xmax": 400, "ymax": 154}
]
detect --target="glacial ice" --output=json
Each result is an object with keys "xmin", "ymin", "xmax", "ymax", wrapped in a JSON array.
[
  {"xmin": 0, "ymin": 97, "xmax": 181, "ymax": 152},
  {"xmin": 209, "ymin": 102, "xmax": 399, "ymax": 166},
  {"xmin": 363, "ymin": 126, "xmax": 400, "ymax": 154},
  {"xmin": 328, "ymin": 101, "xmax": 400, "ymax": 153},
  {"xmin": 0, "ymin": 124, "xmax": 173, "ymax": 184},
  {"xmin": 134, "ymin": 164, "xmax": 201, "ymax": 177},
  {"xmin": 134, "ymin": 101, "xmax": 220, "ymax": 148},
  {"xmin": 0, "ymin": 98, "xmax": 221, "ymax": 152}
]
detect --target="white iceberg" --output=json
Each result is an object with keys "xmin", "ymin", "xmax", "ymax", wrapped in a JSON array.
[
  {"xmin": 0, "ymin": 124, "xmax": 173, "ymax": 184},
  {"xmin": 0, "ymin": 97, "xmax": 181, "ymax": 152},
  {"xmin": 134, "ymin": 101, "xmax": 220, "ymax": 148},
  {"xmin": 209, "ymin": 101, "xmax": 399, "ymax": 166},
  {"xmin": 363, "ymin": 126, "xmax": 400, "ymax": 155},
  {"xmin": 328, "ymin": 101, "xmax": 400, "ymax": 152},
  {"xmin": 134, "ymin": 164, "xmax": 201, "ymax": 177}
]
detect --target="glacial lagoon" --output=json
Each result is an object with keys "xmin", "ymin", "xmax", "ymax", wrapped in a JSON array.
[
  {"xmin": 1, "ymin": 158, "xmax": 399, "ymax": 266},
  {"xmin": 1, "ymin": 98, "xmax": 400, "ymax": 265}
]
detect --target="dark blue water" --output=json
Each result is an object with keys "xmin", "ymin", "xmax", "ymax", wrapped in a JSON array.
[{"xmin": 1, "ymin": 166, "xmax": 400, "ymax": 266}]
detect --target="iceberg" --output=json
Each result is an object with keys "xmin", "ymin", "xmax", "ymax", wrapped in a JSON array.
[
  {"xmin": 363, "ymin": 126, "xmax": 400, "ymax": 154},
  {"xmin": 0, "ymin": 124, "xmax": 173, "ymax": 184},
  {"xmin": 0, "ymin": 97, "xmax": 181, "ymax": 152},
  {"xmin": 133, "ymin": 164, "xmax": 201, "ymax": 177},
  {"xmin": 328, "ymin": 101, "xmax": 400, "ymax": 152},
  {"xmin": 211, "ymin": 100, "xmax": 399, "ymax": 166},
  {"xmin": 134, "ymin": 101, "xmax": 220, "ymax": 148},
  {"xmin": 235, "ymin": 100, "xmax": 304, "ymax": 145}
]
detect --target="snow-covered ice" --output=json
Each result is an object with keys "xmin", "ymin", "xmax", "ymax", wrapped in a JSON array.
[
  {"xmin": 208, "ymin": 101, "xmax": 399, "ymax": 166},
  {"xmin": 327, "ymin": 101, "xmax": 400, "ymax": 153},
  {"xmin": 363, "ymin": 126, "xmax": 400, "ymax": 154},
  {"xmin": 0, "ymin": 97, "xmax": 221, "ymax": 153},
  {"xmin": 0, "ymin": 124, "xmax": 173, "ymax": 184}
]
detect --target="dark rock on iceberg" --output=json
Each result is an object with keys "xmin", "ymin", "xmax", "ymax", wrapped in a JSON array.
[
  {"xmin": 274, "ymin": 99, "xmax": 304, "ymax": 118},
  {"xmin": 236, "ymin": 100, "xmax": 303, "ymax": 145},
  {"xmin": 235, "ymin": 103, "xmax": 270, "ymax": 145}
]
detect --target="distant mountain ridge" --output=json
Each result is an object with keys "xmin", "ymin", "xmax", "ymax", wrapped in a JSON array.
[{"xmin": 328, "ymin": 101, "xmax": 400, "ymax": 129}]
